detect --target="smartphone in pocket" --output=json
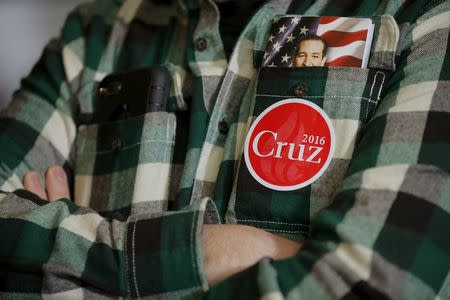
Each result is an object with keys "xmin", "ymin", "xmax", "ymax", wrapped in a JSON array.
[{"xmin": 92, "ymin": 66, "xmax": 172, "ymax": 123}]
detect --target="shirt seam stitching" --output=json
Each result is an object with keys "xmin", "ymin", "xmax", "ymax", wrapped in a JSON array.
[
  {"xmin": 132, "ymin": 219, "xmax": 140, "ymax": 298},
  {"xmin": 190, "ymin": 210, "xmax": 202, "ymax": 288},
  {"xmin": 236, "ymin": 218, "xmax": 310, "ymax": 228},
  {"xmin": 255, "ymin": 94, "xmax": 379, "ymax": 104},
  {"xmin": 124, "ymin": 222, "xmax": 132, "ymax": 298},
  {"xmin": 366, "ymin": 71, "xmax": 386, "ymax": 122},
  {"xmin": 82, "ymin": 139, "xmax": 175, "ymax": 154},
  {"xmin": 265, "ymin": 228, "xmax": 309, "ymax": 234}
]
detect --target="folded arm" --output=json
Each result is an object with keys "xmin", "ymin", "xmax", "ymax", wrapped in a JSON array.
[
  {"xmin": 0, "ymin": 3, "xmax": 216, "ymax": 297},
  {"xmin": 22, "ymin": 165, "xmax": 302, "ymax": 288},
  {"xmin": 205, "ymin": 3, "xmax": 450, "ymax": 299}
]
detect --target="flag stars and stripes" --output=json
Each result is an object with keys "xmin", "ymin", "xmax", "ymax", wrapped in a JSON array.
[
  {"xmin": 281, "ymin": 53, "xmax": 290, "ymax": 63},
  {"xmin": 287, "ymin": 33, "xmax": 296, "ymax": 43},
  {"xmin": 273, "ymin": 41, "xmax": 282, "ymax": 52},
  {"xmin": 299, "ymin": 25, "xmax": 309, "ymax": 35},
  {"xmin": 262, "ymin": 16, "xmax": 374, "ymax": 68},
  {"xmin": 291, "ymin": 17, "xmax": 300, "ymax": 24},
  {"xmin": 262, "ymin": 17, "xmax": 316, "ymax": 67}
]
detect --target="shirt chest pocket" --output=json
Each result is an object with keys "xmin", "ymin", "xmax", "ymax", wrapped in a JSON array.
[
  {"xmin": 225, "ymin": 15, "xmax": 399, "ymax": 239},
  {"xmin": 74, "ymin": 112, "xmax": 176, "ymax": 215}
]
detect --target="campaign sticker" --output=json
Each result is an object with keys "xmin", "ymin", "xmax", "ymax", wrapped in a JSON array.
[{"xmin": 244, "ymin": 99, "xmax": 335, "ymax": 191}]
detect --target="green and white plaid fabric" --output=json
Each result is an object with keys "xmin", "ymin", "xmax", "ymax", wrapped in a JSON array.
[{"xmin": 0, "ymin": 0, "xmax": 449, "ymax": 298}]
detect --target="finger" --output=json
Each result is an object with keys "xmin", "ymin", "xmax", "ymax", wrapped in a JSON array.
[
  {"xmin": 23, "ymin": 171, "xmax": 47, "ymax": 200},
  {"xmin": 45, "ymin": 165, "xmax": 70, "ymax": 202}
]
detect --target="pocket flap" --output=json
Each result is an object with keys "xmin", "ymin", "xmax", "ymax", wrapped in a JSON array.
[{"xmin": 368, "ymin": 15, "xmax": 400, "ymax": 71}]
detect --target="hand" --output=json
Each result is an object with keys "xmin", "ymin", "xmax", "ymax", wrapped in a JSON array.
[
  {"xmin": 202, "ymin": 224, "xmax": 301, "ymax": 286},
  {"xmin": 23, "ymin": 165, "xmax": 70, "ymax": 201},
  {"xmin": 23, "ymin": 166, "xmax": 300, "ymax": 287}
]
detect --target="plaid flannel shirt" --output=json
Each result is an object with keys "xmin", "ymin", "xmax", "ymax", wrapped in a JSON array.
[{"xmin": 1, "ymin": 0, "xmax": 449, "ymax": 298}]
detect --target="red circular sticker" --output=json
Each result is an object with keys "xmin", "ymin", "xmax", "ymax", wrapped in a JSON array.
[{"xmin": 244, "ymin": 99, "xmax": 335, "ymax": 191}]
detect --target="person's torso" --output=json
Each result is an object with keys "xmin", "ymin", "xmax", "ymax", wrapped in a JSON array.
[{"xmin": 71, "ymin": 0, "xmax": 426, "ymax": 240}]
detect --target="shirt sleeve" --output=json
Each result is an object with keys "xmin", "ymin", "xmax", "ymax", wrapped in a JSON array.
[
  {"xmin": 0, "ymin": 2, "xmax": 96, "ymax": 192},
  {"xmin": 0, "ymin": 2, "xmax": 216, "ymax": 298},
  {"xmin": 205, "ymin": 3, "xmax": 450, "ymax": 299},
  {"xmin": 0, "ymin": 189, "xmax": 215, "ymax": 297}
]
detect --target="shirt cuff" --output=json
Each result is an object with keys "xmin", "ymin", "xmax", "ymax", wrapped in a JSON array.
[{"xmin": 124, "ymin": 198, "xmax": 219, "ymax": 297}]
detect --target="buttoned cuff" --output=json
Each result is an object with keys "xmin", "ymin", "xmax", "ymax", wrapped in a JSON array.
[{"xmin": 124, "ymin": 198, "xmax": 219, "ymax": 297}]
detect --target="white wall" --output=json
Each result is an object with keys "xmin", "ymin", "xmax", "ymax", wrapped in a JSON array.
[{"xmin": 0, "ymin": 0, "xmax": 87, "ymax": 109}]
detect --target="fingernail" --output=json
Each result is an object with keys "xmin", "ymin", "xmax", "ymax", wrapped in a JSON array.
[
  {"xmin": 31, "ymin": 172, "xmax": 41, "ymax": 186},
  {"xmin": 53, "ymin": 167, "xmax": 66, "ymax": 182}
]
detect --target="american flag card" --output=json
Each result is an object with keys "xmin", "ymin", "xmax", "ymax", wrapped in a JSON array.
[{"xmin": 262, "ymin": 16, "xmax": 375, "ymax": 68}]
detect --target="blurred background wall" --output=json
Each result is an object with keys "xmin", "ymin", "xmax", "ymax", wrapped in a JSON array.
[{"xmin": 0, "ymin": 0, "xmax": 87, "ymax": 109}]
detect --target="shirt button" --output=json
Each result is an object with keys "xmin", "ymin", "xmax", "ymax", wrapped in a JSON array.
[
  {"xmin": 111, "ymin": 137, "xmax": 122, "ymax": 151},
  {"xmin": 218, "ymin": 120, "xmax": 229, "ymax": 135},
  {"xmin": 294, "ymin": 83, "xmax": 309, "ymax": 97},
  {"xmin": 195, "ymin": 37, "xmax": 208, "ymax": 51}
]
